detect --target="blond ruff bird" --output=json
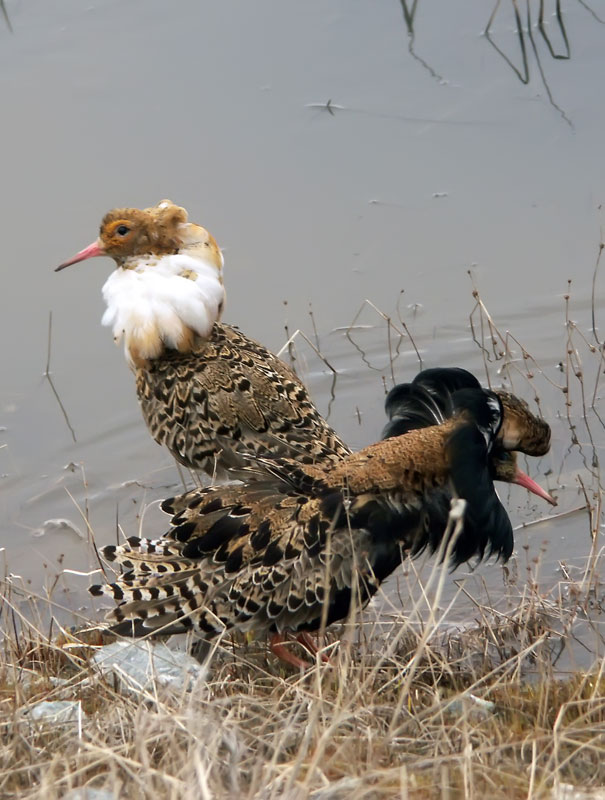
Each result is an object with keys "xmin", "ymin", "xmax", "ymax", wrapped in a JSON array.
[
  {"xmin": 90, "ymin": 382, "xmax": 554, "ymax": 669},
  {"xmin": 56, "ymin": 201, "xmax": 350, "ymax": 474}
]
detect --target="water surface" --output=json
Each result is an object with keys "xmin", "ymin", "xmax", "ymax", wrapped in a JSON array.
[{"xmin": 1, "ymin": 0, "xmax": 604, "ymax": 664}]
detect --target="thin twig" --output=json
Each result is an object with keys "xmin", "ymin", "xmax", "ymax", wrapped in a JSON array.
[
  {"xmin": 590, "ymin": 234, "xmax": 604, "ymax": 346},
  {"xmin": 276, "ymin": 327, "xmax": 339, "ymax": 416},
  {"xmin": 513, "ymin": 504, "xmax": 587, "ymax": 531},
  {"xmin": 44, "ymin": 311, "xmax": 77, "ymax": 442}
]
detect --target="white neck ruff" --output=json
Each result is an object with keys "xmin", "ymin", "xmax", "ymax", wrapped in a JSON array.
[{"xmin": 101, "ymin": 252, "xmax": 225, "ymax": 366}]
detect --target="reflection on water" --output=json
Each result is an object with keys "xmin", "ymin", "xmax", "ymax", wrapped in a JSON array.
[
  {"xmin": 486, "ymin": 0, "xmax": 569, "ymax": 85},
  {"xmin": 399, "ymin": 0, "xmax": 605, "ymax": 127},
  {"xmin": 484, "ymin": 0, "xmax": 605, "ymax": 126},
  {"xmin": 398, "ymin": 0, "xmax": 446, "ymax": 84},
  {"xmin": 485, "ymin": 0, "xmax": 576, "ymax": 125}
]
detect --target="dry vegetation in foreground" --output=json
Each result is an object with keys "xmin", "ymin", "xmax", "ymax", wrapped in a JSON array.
[
  {"xmin": 1, "ymin": 571, "xmax": 605, "ymax": 800},
  {"xmin": 3, "ymin": 283, "xmax": 605, "ymax": 799}
]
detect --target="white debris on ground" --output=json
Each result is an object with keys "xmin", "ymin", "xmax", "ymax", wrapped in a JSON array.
[
  {"xmin": 444, "ymin": 693, "xmax": 496, "ymax": 719},
  {"xmin": 91, "ymin": 640, "xmax": 208, "ymax": 698},
  {"xmin": 26, "ymin": 699, "xmax": 85, "ymax": 725}
]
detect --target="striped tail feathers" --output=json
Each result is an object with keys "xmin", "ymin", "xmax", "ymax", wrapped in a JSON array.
[
  {"xmin": 91, "ymin": 566, "xmax": 202, "ymax": 602},
  {"xmin": 96, "ymin": 476, "xmax": 316, "ymax": 591},
  {"xmin": 99, "ymin": 566, "xmax": 243, "ymax": 639},
  {"xmin": 99, "ymin": 535, "xmax": 187, "ymax": 570},
  {"xmin": 92, "ymin": 577, "xmax": 203, "ymax": 633},
  {"xmin": 160, "ymin": 485, "xmax": 227, "ymax": 517},
  {"xmin": 89, "ymin": 536, "xmax": 199, "ymax": 603},
  {"xmin": 89, "ymin": 497, "xmax": 336, "ymax": 635},
  {"xmin": 90, "ymin": 537, "xmax": 223, "ymax": 632},
  {"xmin": 383, "ymin": 368, "xmax": 481, "ymax": 439}
]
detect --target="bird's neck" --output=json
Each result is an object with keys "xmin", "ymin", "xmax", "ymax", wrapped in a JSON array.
[{"xmin": 101, "ymin": 251, "xmax": 225, "ymax": 368}]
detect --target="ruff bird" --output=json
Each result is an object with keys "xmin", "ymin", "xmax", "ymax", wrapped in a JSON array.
[
  {"xmin": 90, "ymin": 382, "xmax": 554, "ymax": 669},
  {"xmin": 56, "ymin": 201, "xmax": 350, "ymax": 474}
]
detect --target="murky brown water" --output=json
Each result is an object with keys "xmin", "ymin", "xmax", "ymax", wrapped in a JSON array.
[{"xmin": 1, "ymin": 0, "xmax": 605, "ymax": 665}]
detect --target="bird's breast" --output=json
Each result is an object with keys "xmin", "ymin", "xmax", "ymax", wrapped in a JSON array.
[{"xmin": 101, "ymin": 254, "xmax": 225, "ymax": 366}]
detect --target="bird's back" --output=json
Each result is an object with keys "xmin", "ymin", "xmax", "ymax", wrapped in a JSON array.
[{"xmin": 135, "ymin": 322, "xmax": 351, "ymax": 474}]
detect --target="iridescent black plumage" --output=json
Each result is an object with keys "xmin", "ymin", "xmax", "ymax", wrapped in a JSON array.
[
  {"xmin": 381, "ymin": 367, "xmax": 552, "ymax": 564},
  {"xmin": 383, "ymin": 367, "xmax": 482, "ymax": 437}
]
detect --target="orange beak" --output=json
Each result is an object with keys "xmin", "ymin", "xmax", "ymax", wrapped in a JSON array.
[
  {"xmin": 513, "ymin": 467, "xmax": 557, "ymax": 506},
  {"xmin": 55, "ymin": 239, "xmax": 105, "ymax": 272}
]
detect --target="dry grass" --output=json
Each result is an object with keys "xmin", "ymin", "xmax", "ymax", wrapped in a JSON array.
[
  {"xmin": 3, "ymin": 282, "xmax": 605, "ymax": 799},
  {"xmin": 0, "ymin": 576, "xmax": 605, "ymax": 800},
  {"xmin": 2, "ymin": 542, "xmax": 604, "ymax": 799}
]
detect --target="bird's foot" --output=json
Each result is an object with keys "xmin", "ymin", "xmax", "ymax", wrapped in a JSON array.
[{"xmin": 269, "ymin": 631, "xmax": 332, "ymax": 669}]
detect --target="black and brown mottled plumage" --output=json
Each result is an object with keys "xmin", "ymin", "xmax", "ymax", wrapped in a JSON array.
[
  {"xmin": 90, "ymin": 383, "xmax": 554, "ymax": 668},
  {"xmin": 56, "ymin": 200, "xmax": 350, "ymax": 475},
  {"xmin": 135, "ymin": 322, "xmax": 350, "ymax": 474}
]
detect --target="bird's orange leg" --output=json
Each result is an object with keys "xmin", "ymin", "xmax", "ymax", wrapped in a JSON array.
[
  {"xmin": 295, "ymin": 631, "xmax": 331, "ymax": 664},
  {"xmin": 269, "ymin": 632, "xmax": 311, "ymax": 670}
]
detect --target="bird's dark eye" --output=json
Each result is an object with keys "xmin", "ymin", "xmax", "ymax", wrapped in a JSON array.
[{"xmin": 116, "ymin": 225, "xmax": 130, "ymax": 236}]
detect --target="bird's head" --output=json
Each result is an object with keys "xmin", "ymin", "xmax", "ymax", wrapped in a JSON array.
[{"xmin": 55, "ymin": 205, "xmax": 185, "ymax": 271}]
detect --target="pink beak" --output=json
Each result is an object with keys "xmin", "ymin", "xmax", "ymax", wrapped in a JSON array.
[
  {"xmin": 513, "ymin": 467, "xmax": 557, "ymax": 506},
  {"xmin": 55, "ymin": 240, "xmax": 105, "ymax": 272}
]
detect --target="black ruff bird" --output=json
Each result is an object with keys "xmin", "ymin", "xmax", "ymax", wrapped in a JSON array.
[
  {"xmin": 381, "ymin": 366, "xmax": 554, "ymax": 563},
  {"xmin": 90, "ymin": 380, "xmax": 554, "ymax": 669}
]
